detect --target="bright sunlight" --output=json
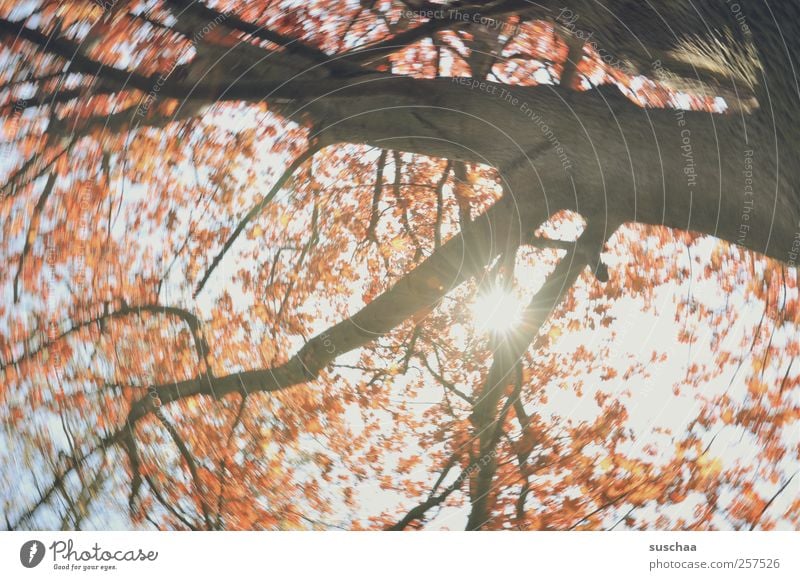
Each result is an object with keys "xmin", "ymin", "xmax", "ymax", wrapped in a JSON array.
[{"xmin": 471, "ymin": 285, "xmax": 527, "ymax": 334}]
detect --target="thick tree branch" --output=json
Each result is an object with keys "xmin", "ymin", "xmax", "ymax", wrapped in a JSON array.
[
  {"xmin": 386, "ymin": 481, "xmax": 459, "ymax": 531},
  {"xmin": 0, "ymin": 18, "xmax": 154, "ymax": 91},
  {"xmin": 131, "ymin": 199, "xmax": 547, "ymax": 421},
  {"xmin": 305, "ymin": 77, "xmax": 798, "ymax": 268}
]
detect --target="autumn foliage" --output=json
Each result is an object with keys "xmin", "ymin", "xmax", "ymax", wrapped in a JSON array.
[{"xmin": 0, "ymin": 1, "xmax": 798, "ymax": 531}]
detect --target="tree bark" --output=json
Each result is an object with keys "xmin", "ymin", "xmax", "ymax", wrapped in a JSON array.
[{"xmin": 307, "ymin": 78, "xmax": 797, "ymax": 267}]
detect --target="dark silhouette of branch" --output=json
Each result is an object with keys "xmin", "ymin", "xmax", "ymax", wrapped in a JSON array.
[
  {"xmin": 1, "ymin": 303, "xmax": 209, "ymax": 373},
  {"xmin": 433, "ymin": 160, "xmax": 453, "ymax": 249},
  {"xmin": 13, "ymin": 172, "xmax": 56, "ymax": 303},
  {"xmin": 365, "ymin": 149, "xmax": 388, "ymax": 242},
  {"xmin": 749, "ymin": 472, "xmax": 798, "ymax": 530},
  {"xmin": 466, "ymin": 222, "xmax": 608, "ymax": 530},
  {"xmin": 156, "ymin": 414, "xmax": 214, "ymax": 529},
  {"xmin": 194, "ymin": 144, "xmax": 319, "ymax": 296}
]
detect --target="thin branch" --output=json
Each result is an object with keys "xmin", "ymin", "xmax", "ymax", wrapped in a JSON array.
[
  {"xmin": 0, "ymin": 18, "xmax": 154, "ymax": 91},
  {"xmin": 214, "ymin": 395, "xmax": 248, "ymax": 529},
  {"xmin": 194, "ymin": 144, "xmax": 319, "ymax": 296},
  {"xmin": 391, "ymin": 151, "xmax": 423, "ymax": 260},
  {"xmin": 142, "ymin": 473, "xmax": 198, "ymax": 530},
  {"xmin": 420, "ymin": 354, "xmax": 472, "ymax": 403},
  {"xmin": 156, "ymin": 414, "xmax": 214, "ymax": 529},
  {"xmin": 13, "ymin": 171, "xmax": 57, "ymax": 302},
  {"xmin": 365, "ymin": 149, "xmax": 388, "ymax": 242},
  {"xmin": 465, "ymin": 222, "xmax": 607, "ymax": 530},
  {"xmin": 386, "ymin": 475, "xmax": 460, "ymax": 530},
  {"xmin": 342, "ymin": 2, "xmax": 525, "ymax": 65},
  {"xmin": 1, "ymin": 138, "xmax": 73, "ymax": 199},
  {"xmin": 748, "ymin": 471, "xmax": 798, "ymax": 530},
  {"xmin": 7, "ymin": 428, "xmax": 125, "ymax": 530},
  {"xmin": 1, "ymin": 303, "xmax": 209, "ymax": 373},
  {"xmin": 567, "ymin": 483, "xmax": 643, "ymax": 530},
  {"xmin": 433, "ymin": 160, "xmax": 452, "ymax": 249}
]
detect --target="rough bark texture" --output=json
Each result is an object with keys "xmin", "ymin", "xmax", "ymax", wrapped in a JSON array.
[{"xmin": 310, "ymin": 78, "xmax": 797, "ymax": 265}]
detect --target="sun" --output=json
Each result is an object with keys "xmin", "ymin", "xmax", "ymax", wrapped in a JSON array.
[{"xmin": 471, "ymin": 285, "xmax": 527, "ymax": 334}]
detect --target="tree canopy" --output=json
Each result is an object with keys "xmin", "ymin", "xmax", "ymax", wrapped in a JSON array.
[{"xmin": 1, "ymin": 0, "xmax": 798, "ymax": 530}]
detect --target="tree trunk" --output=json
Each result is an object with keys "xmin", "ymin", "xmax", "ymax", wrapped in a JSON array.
[{"xmin": 309, "ymin": 78, "xmax": 798, "ymax": 266}]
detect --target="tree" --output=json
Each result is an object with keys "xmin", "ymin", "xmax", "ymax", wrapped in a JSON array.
[{"xmin": 1, "ymin": 0, "xmax": 798, "ymax": 530}]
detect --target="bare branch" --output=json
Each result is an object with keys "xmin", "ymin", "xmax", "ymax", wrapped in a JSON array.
[
  {"xmin": 13, "ymin": 172, "xmax": 57, "ymax": 303},
  {"xmin": 194, "ymin": 144, "xmax": 319, "ymax": 296},
  {"xmin": 365, "ymin": 149, "xmax": 388, "ymax": 242}
]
